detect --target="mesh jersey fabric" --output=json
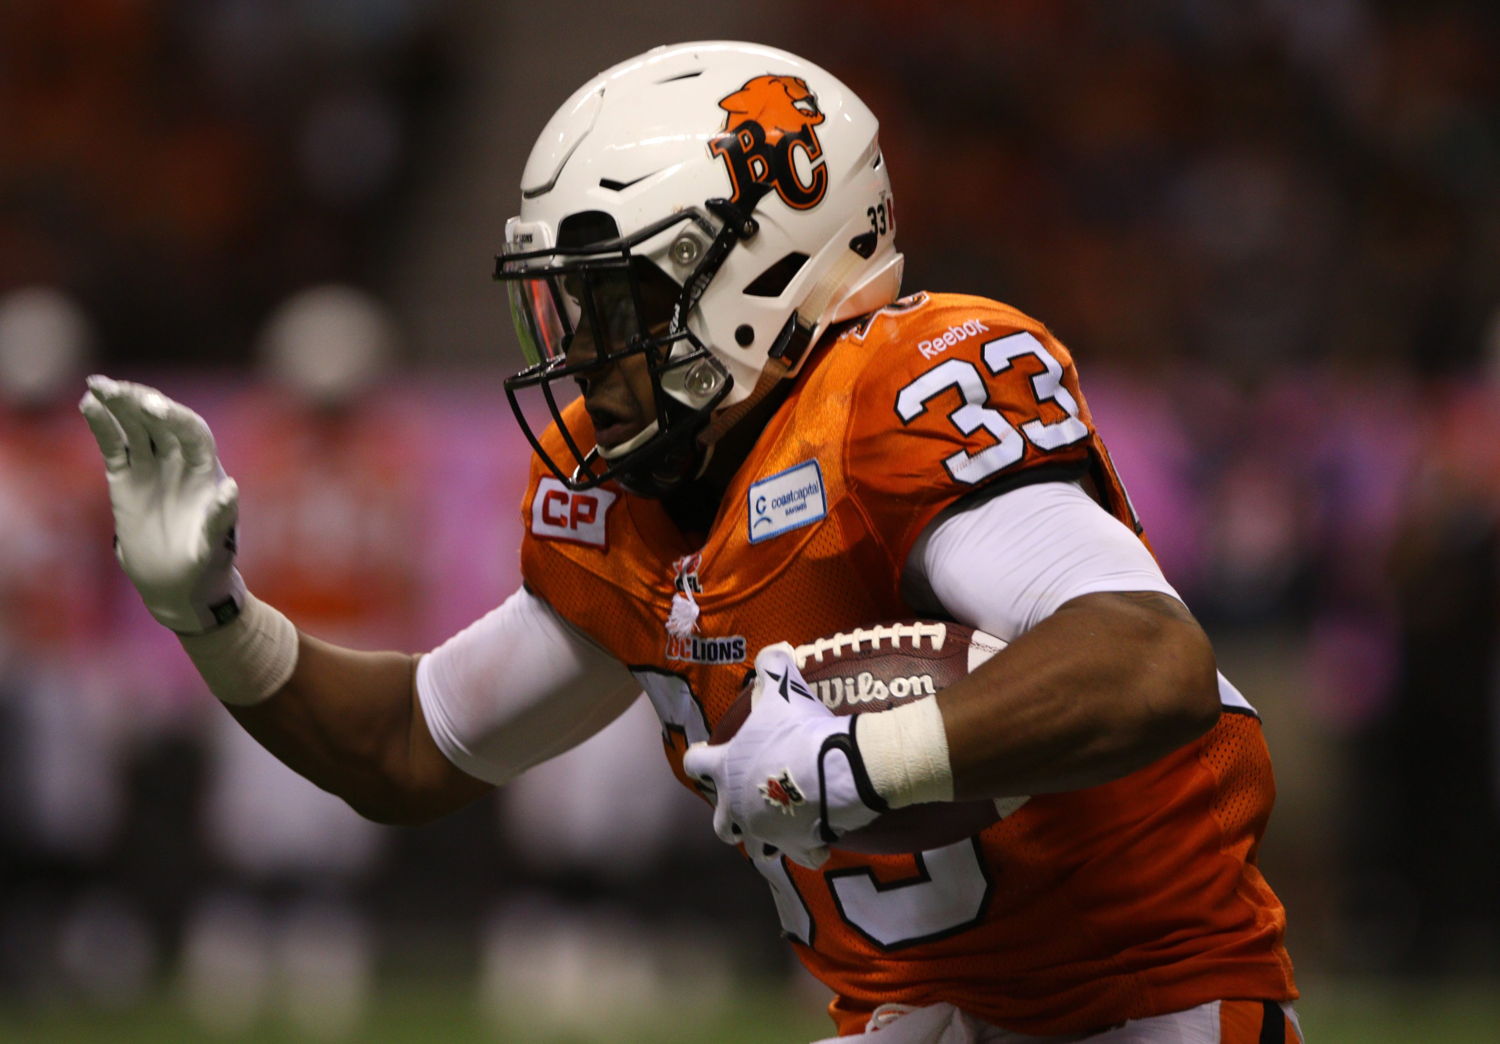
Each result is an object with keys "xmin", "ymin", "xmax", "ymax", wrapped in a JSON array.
[{"xmin": 517, "ymin": 291, "xmax": 1296, "ymax": 1035}]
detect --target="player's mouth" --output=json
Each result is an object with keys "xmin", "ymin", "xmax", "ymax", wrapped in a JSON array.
[{"xmin": 587, "ymin": 404, "xmax": 646, "ymax": 449}]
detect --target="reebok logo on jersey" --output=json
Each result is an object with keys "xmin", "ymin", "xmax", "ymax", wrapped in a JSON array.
[
  {"xmin": 917, "ymin": 319, "xmax": 991, "ymax": 359},
  {"xmin": 748, "ymin": 460, "xmax": 827, "ymax": 543},
  {"xmin": 530, "ymin": 478, "xmax": 617, "ymax": 548}
]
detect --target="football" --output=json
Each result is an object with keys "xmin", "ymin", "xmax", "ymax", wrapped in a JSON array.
[{"xmin": 711, "ymin": 620, "xmax": 1029, "ymax": 854}]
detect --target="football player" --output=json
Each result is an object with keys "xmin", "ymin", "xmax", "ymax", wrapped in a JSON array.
[{"xmin": 82, "ymin": 42, "xmax": 1300, "ymax": 1042}]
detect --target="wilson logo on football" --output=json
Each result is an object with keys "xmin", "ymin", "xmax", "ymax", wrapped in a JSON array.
[
  {"xmin": 709, "ymin": 75, "xmax": 828, "ymax": 210},
  {"xmin": 811, "ymin": 671, "xmax": 938, "ymax": 711}
]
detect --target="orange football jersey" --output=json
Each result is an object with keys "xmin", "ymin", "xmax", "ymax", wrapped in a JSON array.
[{"xmin": 519, "ymin": 292, "xmax": 1295, "ymax": 1035}]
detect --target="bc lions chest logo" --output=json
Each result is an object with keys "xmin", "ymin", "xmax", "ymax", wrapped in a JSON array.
[{"xmin": 709, "ymin": 75, "xmax": 828, "ymax": 210}]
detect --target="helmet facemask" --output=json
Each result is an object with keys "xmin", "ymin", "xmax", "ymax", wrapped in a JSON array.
[
  {"xmin": 498, "ymin": 42, "xmax": 905, "ymax": 499},
  {"xmin": 498, "ymin": 207, "xmax": 741, "ymax": 496}
]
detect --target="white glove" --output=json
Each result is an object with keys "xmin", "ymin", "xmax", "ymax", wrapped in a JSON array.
[
  {"xmin": 683, "ymin": 644, "xmax": 886, "ymax": 868},
  {"xmin": 79, "ymin": 375, "xmax": 246, "ymax": 634}
]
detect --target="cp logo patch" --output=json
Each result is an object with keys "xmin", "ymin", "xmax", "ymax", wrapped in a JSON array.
[{"xmin": 530, "ymin": 477, "xmax": 617, "ymax": 548}]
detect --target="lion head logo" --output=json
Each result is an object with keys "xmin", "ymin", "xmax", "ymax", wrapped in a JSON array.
[{"xmin": 709, "ymin": 75, "xmax": 829, "ymax": 211}]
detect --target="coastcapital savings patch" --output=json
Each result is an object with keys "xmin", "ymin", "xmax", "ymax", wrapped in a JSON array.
[{"xmin": 748, "ymin": 460, "xmax": 827, "ymax": 543}]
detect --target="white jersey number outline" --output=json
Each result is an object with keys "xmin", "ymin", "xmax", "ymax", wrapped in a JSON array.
[
  {"xmin": 639, "ymin": 670, "xmax": 995, "ymax": 950},
  {"xmin": 895, "ymin": 330, "xmax": 1088, "ymax": 484}
]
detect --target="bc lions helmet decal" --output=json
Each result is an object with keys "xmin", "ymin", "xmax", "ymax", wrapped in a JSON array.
[
  {"xmin": 495, "ymin": 42, "xmax": 903, "ymax": 496},
  {"xmin": 711, "ymin": 75, "xmax": 829, "ymax": 211}
]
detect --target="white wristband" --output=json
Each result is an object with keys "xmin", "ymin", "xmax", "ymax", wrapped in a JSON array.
[
  {"xmin": 177, "ymin": 594, "xmax": 299, "ymax": 706},
  {"xmin": 857, "ymin": 697, "xmax": 954, "ymax": 808}
]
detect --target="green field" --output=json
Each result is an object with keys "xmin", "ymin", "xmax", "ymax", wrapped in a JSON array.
[{"xmin": 3, "ymin": 976, "xmax": 1498, "ymax": 1043}]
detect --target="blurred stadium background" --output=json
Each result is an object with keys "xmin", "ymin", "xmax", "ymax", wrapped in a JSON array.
[{"xmin": 2, "ymin": 1, "xmax": 1498, "ymax": 1040}]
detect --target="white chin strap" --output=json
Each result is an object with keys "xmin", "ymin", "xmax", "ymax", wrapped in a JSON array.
[
  {"xmin": 596, "ymin": 419, "xmax": 660, "ymax": 462},
  {"xmin": 593, "ymin": 416, "xmax": 716, "ymax": 486}
]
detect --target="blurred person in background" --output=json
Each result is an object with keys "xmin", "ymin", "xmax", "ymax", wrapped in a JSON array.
[
  {"xmin": 174, "ymin": 286, "xmax": 413, "ymax": 1039},
  {"xmin": 0, "ymin": 0, "xmax": 457, "ymax": 369},
  {"xmin": 0, "ymin": 287, "xmax": 155, "ymax": 1003},
  {"xmin": 1347, "ymin": 309, "xmax": 1500, "ymax": 975},
  {"xmin": 79, "ymin": 41, "xmax": 1301, "ymax": 1043},
  {"xmin": 480, "ymin": 699, "xmax": 729, "ymax": 1038}
]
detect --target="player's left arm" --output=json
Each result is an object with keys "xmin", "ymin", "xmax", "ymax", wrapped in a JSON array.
[
  {"xmin": 684, "ymin": 480, "xmax": 1218, "ymax": 867},
  {"xmin": 906, "ymin": 479, "xmax": 1220, "ymax": 799},
  {"xmin": 688, "ymin": 309, "xmax": 1219, "ymax": 862},
  {"xmin": 854, "ymin": 307, "xmax": 1218, "ymax": 799},
  {"xmin": 942, "ymin": 589, "xmax": 1216, "ymax": 798}
]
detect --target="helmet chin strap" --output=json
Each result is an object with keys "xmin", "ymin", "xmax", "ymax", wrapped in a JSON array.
[
  {"xmin": 596, "ymin": 419, "xmax": 661, "ymax": 462},
  {"xmin": 702, "ymin": 358, "xmax": 791, "ymax": 447},
  {"xmin": 614, "ymin": 439, "xmax": 705, "ymax": 498},
  {"xmin": 594, "ymin": 357, "xmax": 794, "ymax": 499},
  {"xmin": 765, "ymin": 237, "xmax": 874, "ymax": 368},
  {"xmin": 689, "ymin": 232, "xmax": 873, "ymax": 455},
  {"xmin": 695, "ymin": 241, "xmax": 868, "ymax": 450},
  {"xmin": 595, "ymin": 404, "xmax": 711, "ymax": 498}
]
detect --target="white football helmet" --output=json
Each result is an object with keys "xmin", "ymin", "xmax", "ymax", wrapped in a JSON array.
[{"xmin": 497, "ymin": 40, "xmax": 902, "ymax": 495}]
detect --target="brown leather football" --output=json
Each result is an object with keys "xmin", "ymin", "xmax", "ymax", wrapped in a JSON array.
[{"xmin": 711, "ymin": 620, "xmax": 1028, "ymax": 854}]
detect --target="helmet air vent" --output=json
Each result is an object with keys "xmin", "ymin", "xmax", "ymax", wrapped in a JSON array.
[
  {"xmin": 598, "ymin": 171, "xmax": 658, "ymax": 192},
  {"xmin": 743, "ymin": 252, "xmax": 810, "ymax": 298}
]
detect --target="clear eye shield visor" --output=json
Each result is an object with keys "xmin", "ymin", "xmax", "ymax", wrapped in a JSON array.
[{"xmin": 494, "ymin": 208, "xmax": 733, "ymax": 493}]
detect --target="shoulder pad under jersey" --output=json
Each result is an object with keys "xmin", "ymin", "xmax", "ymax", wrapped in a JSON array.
[{"xmin": 820, "ymin": 292, "xmax": 1099, "ymax": 562}]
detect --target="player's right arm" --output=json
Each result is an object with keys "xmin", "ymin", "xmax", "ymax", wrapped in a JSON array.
[
  {"xmin": 225, "ymin": 636, "xmax": 482, "ymax": 826},
  {"xmin": 80, "ymin": 376, "xmax": 640, "ymax": 825}
]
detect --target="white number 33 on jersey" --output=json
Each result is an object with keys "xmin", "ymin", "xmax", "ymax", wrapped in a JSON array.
[{"xmin": 895, "ymin": 330, "xmax": 1088, "ymax": 484}]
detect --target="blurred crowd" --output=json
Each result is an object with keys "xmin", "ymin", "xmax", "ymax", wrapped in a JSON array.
[
  {"xmin": 827, "ymin": 0, "xmax": 1500, "ymax": 381},
  {"xmin": 2, "ymin": 0, "xmax": 1499, "ymax": 1036},
  {"xmin": 0, "ymin": 0, "xmax": 459, "ymax": 367},
  {"xmin": 0, "ymin": 283, "xmax": 757, "ymax": 1037}
]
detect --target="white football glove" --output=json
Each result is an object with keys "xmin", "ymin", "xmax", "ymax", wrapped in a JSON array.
[
  {"xmin": 683, "ymin": 643, "xmax": 886, "ymax": 868},
  {"xmin": 79, "ymin": 375, "xmax": 246, "ymax": 634}
]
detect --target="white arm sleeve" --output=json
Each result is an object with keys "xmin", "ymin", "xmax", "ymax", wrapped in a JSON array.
[
  {"xmin": 416, "ymin": 586, "xmax": 641, "ymax": 786},
  {"xmin": 902, "ymin": 480, "xmax": 1182, "ymax": 642},
  {"xmin": 904, "ymin": 480, "xmax": 1255, "ymax": 714}
]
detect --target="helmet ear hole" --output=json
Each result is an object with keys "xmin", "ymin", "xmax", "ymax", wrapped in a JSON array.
[
  {"xmin": 742, "ymin": 252, "xmax": 809, "ymax": 298},
  {"xmin": 632, "ymin": 258, "xmax": 682, "ymax": 329},
  {"xmin": 558, "ymin": 210, "xmax": 622, "ymax": 248},
  {"xmin": 734, "ymin": 324, "xmax": 755, "ymax": 346}
]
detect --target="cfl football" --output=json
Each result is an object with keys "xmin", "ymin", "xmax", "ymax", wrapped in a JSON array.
[{"xmin": 712, "ymin": 620, "xmax": 1028, "ymax": 853}]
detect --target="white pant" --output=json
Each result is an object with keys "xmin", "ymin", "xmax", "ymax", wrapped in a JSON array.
[{"xmin": 812, "ymin": 1000, "xmax": 1303, "ymax": 1043}]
